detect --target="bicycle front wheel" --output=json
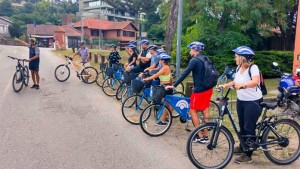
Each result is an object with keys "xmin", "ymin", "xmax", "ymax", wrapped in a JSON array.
[
  {"xmin": 186, "ymin": 123, "xmax": 234, "ymax": 169},
  {"xmin": 81, "ymin": 66, "xmax": 98, "ymax": 84},
  {"xmin": 12, "ymin": 70, "xmax": 24, "ymax": 93},
  {"xmin": 54, "ymin": 64, "xmax": 70, "ymax": 82},
  {"xmin": 116, "ymin": 82, "xmax": 126, "ymax": 100},
  {"xmin": 96, "ymin": 71, "xmax": 105, "ymax": 87},
  {"xmin": 23, "ymin": 66, "xmax": 29, "ymax": 86},
  {"xmin": 262, "ymin": 118, "xmax": 300, "ymax": 165},
  {"xmin": 121, "ymin": 86, "xmax": 133, "ymax": 103},
  {"xmin": 122, "ymin": 95, "xmax": 150, "ymax": 125},
  {"xmin": 140, "ymin": 104, "xmax": 172, "ymax": 137},
  {"xmin": 102, "ymin": 78, "xmax": 121, "ymax": 96}
]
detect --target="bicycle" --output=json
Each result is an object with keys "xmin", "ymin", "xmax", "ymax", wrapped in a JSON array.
[
  {"xmin": 7, "ymin": 56, "xmax": 30, "ymax": 93},
  {"xmin": 139, "ymin": 86, "xmax": 220, "ymax": 137},
  {"xmin": 116, "ymin": 71, "xmax": 138, "ymax": 102},
  {"xmin": 186, "ymin": 87, "xmax": 300, "ymax": 169},
  {"xmin": 96, "ymin": 62, "xmax": 108, "ymax": 87},
  {"xmin": 54, "ymin": 55, "xmax": 98, "ymax": 84},
  {"xmin": 101, "ymin": 64, "xmax": 123, "ymax": 96}
]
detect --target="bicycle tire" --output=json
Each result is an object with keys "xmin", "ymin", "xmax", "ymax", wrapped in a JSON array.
[
  {"xmin": 262, "ymin": 118, "xmax": 300, "ymax": 165},
  {"xmin": 121, "ymin": 86, "xmax": 133, "ymax": 103},
  {"xmin": 81, "ymin": 66, "xmax": 98, "ymax": 84},
  {"xmin": 54, "ymin": 64, "xmax": 70, "ymax": 82},
  {"xmin": 102, "ymin": 78, "xmax": 121, "ymax": 96},
  {"xmin": 122, "ymin": 94, "xmax": 150, "ymax": 125},
  {"xmin": 96, "ymin": 71, "xmax": 105, "ymax": 87},
  {"xmin": 23, "ymin": 66, "xmax": 29, "ymax": 86},
  {"xmin": 12, "ymin": 70, "xmax": 24, "ymax": 93},
  {"xmin": 140, "ymin": 103, "xmax": 173, "ymax": 137},
  {"xmin": 116, "ymin": 82, "xmax": 126, "ymax": 100},
  {"xmin": 186, "ymin": 122, "xmax": 234, "ymax": 169}
]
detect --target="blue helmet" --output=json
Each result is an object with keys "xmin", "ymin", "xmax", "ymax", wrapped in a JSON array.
[
  {"xmin": 187, "ymin": 41, "xmax": 205, "ymax": 52},
  {"xmin": 140, "ymin": 39, "xmax": 149, "ymax": 45},
  {"xmin": 147, "ymin": 45, "xmax": 158, "ymax": 51},
  {"xmin": 232, "ymin": 46, "xmax": 251, "ymax": 53},
  {"xmin": 127, "ymin": 44, "xmax": 136, "ymax": 49},
  {"xmin": 129, "ymin": 40, "xmax": 136, "ymax": 44},
  {"xmin": 156, "ymin": 49, "xmax": 167, "ymax": 56},
  {"xmin": 159, "ymin": 54, "xmax": 171, "ymax": 60},
  {"xmin": 235, "ymin": 46, "xmax": 255, "ymax": 56}
]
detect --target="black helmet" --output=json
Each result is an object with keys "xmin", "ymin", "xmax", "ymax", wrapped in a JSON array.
[
  {"xmin": 109, "ymin": 44, "xmax": 116, "ymax": 48},
  {"xmin": 30, "ymin": 38, "xmax": 37, "ymax": 45},
  {"xmin": 80, "ymin": 41, "xmax": 85, "ymax": 46},
  {"xmin": 148, "ymin": 45, "xmax": 158, "ymax": 51}
]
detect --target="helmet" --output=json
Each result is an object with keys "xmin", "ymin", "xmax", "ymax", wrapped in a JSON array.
[
  {"xmin": 109, "ymin": 44, "xmax": 116, "ymax": 48},
  {"xmin": 127, "ymin": 44, "xmax": 136, "ymax": 49},
  {"xmin": 147, "ymin": 45, "xmax": 158, "ymax": 51},
  {"xmin": 232, "ymin": 46, "xmax": 250, "ymax": 53},
  {"xmin": 30, "ymin": 38, "xmax": 37, "ymax": 45},
  {"xmin": 140, "ymin": 39, "xmax": 149, "ymax": 45},
  {"xmin": 159, "ymin": 54, "xmax": 171, "ymax": 60},
  {"xmin": 80, "ymin": 41, "xmax": 85, "ymax": 46},
  {"xmin": 235, "ymin": 46, "xmax": 255, "ymax": 56},
  {"xmin": 129, "ymin": 40, "xmax": 136, "ymax": 44},
  {"xmin": 156, "ymin": 49, "xmax": 167, "ymax": 56},
  {"xmin": 187, "ymin": 41, "xmax": 205, "ymax": 52}
]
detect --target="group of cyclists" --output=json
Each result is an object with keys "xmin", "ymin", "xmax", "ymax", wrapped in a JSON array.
[{"xmin": 100, "ymin": 39, "xmax": 264, "ymax": 164}]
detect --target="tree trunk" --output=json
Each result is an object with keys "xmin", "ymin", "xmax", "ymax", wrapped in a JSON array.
[{"xmin": 164, "ymin": 0, "xmax": 178, "ymax": 53}]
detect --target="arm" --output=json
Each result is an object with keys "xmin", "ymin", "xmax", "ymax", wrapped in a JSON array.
[
  {"xmin": 144, "ymin": 67, "xmax": 167, "ymax": 81},
  {"xmin": 29, "ymin": 48, "xmax": 40, "ymax": 61},
  {"xmin": 173, "ymin": 59, "xmax": 196, "ymax": 87},
  {"xmin": 116, "ymin": 52, "xmax": 121, "ymax": 60},
  {"xmin": 235, "ymin": 65, "xmax": 260, "ymax": 89},
  {"xmin": 139, "ymin": 56, "xmax": 151, "ymax": 63},
  {"xmin": 128, "ymin": 57, "xmax": 137, "ymax": 66},
  {"xmin": 145, "ymin": 63, "xmax": 157, "ymax": 71}
]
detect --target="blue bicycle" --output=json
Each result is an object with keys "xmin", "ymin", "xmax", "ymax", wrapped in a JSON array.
[
  {"xmin": 139, "ymin": 86, "xmax": 220, "ymax": 137},
  {"xmin": 101, "ymin": 64, "xmax": 124, "ymax": 96}
]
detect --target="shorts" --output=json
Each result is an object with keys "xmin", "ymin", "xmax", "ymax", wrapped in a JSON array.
[
  {"xmin": 190, "ymin": 88, "xmax": 213, "ymax": 111},
  {"xmin": 29, "ymin": 61, "xmax": 39, "ymax": 71}
]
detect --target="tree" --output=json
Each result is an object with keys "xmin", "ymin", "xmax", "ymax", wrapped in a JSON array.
[
  {"xmin": 8, "ymin": 23, "xmax": 22, "ymax": 38},
  {"xmin": 164, "ymin": 0, "xmax": 178, "ymax": 52},
  {"xmin": 23, "ymin": 2, "xmax": 35, "ymax": 14},
  {"xmin": 0, "ymin": 0, "xmax": 14, "ymax": 16}
]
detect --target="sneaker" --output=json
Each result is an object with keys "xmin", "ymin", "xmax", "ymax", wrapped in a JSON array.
[
  {"xmin": 155, "ymin": 121, "xmax": 167, "ymax": 126},
  {"xmin": 35, "ymin": 85, "xmax": 40, "ymax": 90},
  {"xmin": 235, "ymin": 154, "xmax": 253, "ymax": 164},
  {"xmin": 193, "ymin": 135, "xmax": 201, "ymax": 143},
  {"xmin": 199, "ymin": 136, "xmax": 209, "ymax": 144},
  {"xmin": 30, "ymin": 84, "xmax": 37, "ymax": 89},
  {"xmin": 234, "ymin": 147, "xmax": 244, "ymax": 154}
]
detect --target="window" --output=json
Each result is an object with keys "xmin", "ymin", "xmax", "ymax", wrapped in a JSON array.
[
  {"xmin": 0, "ymin": 26, "xmax": 4, "ymax": 33},
  {"xmin": 91, "ymin": 29, "xmax": 100, "ymax": 36},
  {"xmin": 123, "ymin": 31, "xmax": 135, "ymax": 37},
  {"xmin": 117, "ymin": 30, "xmax": 120, "ymax": 37}
]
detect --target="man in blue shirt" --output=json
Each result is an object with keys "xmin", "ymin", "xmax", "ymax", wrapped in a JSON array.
[{"xmin": 27, "ymin": 39, "xmax": 40, "ymax": 89}]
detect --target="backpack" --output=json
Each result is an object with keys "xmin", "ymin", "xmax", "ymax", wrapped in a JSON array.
[
  {"xmin": 237, "ymin": 64, "xmax": 267, "ymax": 95},
  {"xmin": 196, "ymin": 56, "xmax": 220, "ymax": 89}
]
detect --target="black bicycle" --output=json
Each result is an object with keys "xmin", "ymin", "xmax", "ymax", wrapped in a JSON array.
[
  {"xmin": 186, "ymin": 87, "xmax": 300, "ymax": 169},
  {"xmin": 8, "ymin": 56, "xmax": 30, "ymax": 93}
]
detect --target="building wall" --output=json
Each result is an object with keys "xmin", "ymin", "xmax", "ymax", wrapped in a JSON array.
[{"xmin": 0, "ymin": 19, "xmax": 11, "ymax": 37}]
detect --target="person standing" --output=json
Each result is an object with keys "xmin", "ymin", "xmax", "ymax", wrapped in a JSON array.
[
  {"xmin": 166, "ymin": 41, "xmax": 213, "ymax": 143},
  {"xmin": 218, "ymin": 46, "xmax": 263, "ymax": 164},
  {"xmin": 27, "ymin": 38, "xmax": 40, "ymax": 89},
  {"xmin": 71, "ymin": 42, "xmax": 90, "ymax": 81}
]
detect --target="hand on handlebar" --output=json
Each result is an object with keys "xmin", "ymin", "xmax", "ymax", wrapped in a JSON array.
[{"xmin": 165, "ymin": 85, "xmax": 174, "ymax": 90}]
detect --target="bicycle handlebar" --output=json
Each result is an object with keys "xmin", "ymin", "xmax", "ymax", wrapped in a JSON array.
[
  {"xmin": 7, "ymin": 56, "xmax": 27, "ymax": 62},
  {"xmin": 64, "ymin": 55, "xmax": 73, "ymax": 61}
]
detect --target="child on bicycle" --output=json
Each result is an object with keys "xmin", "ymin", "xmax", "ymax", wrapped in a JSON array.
[
  {"xmin": 143, "ymin": 54, "xmax": 173, "ymax": 126},
  {"xmin": 218, "ymin": 46, "xmax": 263, "ymax": 164}
]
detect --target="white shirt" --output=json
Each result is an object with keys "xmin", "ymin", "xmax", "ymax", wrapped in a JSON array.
[
  {"xmin": 234, "ymin": 65, "xmax": 263, "ymax": 101},
  {"xmin": 146, "ymin": 52, "xmax": 152, "ymax": 59}
]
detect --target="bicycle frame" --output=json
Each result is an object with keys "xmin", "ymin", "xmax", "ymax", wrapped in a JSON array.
[{"xmin": 210, "ymin": 88, "xmax": 288, "ymax": 152}]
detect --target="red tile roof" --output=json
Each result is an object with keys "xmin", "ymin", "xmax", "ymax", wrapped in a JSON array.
[
  {"xmin": 27, "ymin": 24, "xmax": 81, "ymax": 37},
  {"xmin": 55, "ymin": 26, "xmax": 65, "ymax": 32},
  {"xmin": 73, "ymin": 18, "xmax": 138, "ymax": 31}
]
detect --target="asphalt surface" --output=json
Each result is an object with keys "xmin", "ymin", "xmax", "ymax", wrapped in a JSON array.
[{"xmin": 0, "ymin": 46, "xmax": 194, "ymax": 169}]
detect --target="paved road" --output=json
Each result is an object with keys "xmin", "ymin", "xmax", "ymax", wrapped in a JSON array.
[
  {"xmin": 0, "ymin": 45, "xmax": 299, "ymax": 169},
  {"xmin": 0, "ymin": 46, "xmax": 194, "ymax": 169}
]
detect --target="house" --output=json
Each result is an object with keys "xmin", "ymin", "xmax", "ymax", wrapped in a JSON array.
[
  {"xmin": 27, "ymin": 24, "xmax": 81, "ymax": 48},
  {"xmin": 0, "ymin": 16, "xmax": 12, "ymax": 37},
  {"xmin": 73, "ymin": 18, "xmax": 138, "ymax": 45}
]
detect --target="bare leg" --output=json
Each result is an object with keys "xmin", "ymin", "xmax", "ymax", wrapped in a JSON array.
[
  {"xmin": 35, "ymin": 71, "xmax": 40, "ymax": 85},
  {"xmin": 201, "ymin": 108, "xmax": 210, "ymax": 137},
  {"xmin": 31, "ymin": 70, "xmax": 36, "ymax": 85},
  {"xmin": 160, "ymin": 103, "xmax": 172, "ymax": 122}
]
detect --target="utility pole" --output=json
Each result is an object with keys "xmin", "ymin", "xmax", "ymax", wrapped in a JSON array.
[
  {"xmin": 80, "ymin": 12, "xmax": 83, "ymax": 42},
  {"xmin": 99, "ymin": 0, "xmax": 101, "ymax": 49},
  {"xmin": 175, "ymin": 0, "xmax": 183, "ymax": 78}
]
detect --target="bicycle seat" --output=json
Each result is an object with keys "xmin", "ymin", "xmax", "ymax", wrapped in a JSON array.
[{"xmin": 260, "ymin": 102, "xmax": 277, "ymax": 110}]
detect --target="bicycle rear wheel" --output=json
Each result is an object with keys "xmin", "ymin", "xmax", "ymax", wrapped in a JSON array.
[
  {"xmin": 102, "ymin": 78, "xmax": 121, "ymax": 96},
  {"xmin": 81, "ymin": 66, "xmax": 98, "ymax": 84},
  {"xmin": 122, "ymin": 95, "xmax": 150, "ymax": 125},
  {"xmin": 140, "ymin": 104, "xmax": 172, "ymax": 137},
  {"xmin": 12, "ymin": 70, "xmax": 24, "ymax": 93},
  {"xmin": 262, "ymin": 118, "xmax": 300, "ymax": 165},
  {"xmin": 54, "ymin": 64, "xmax": 70, "ymax": 82},
  {"xmin": 23, "ymin": 66, "xmax": 29, "ymax": 86},
  {"xmin": 186, "ymin": 123, "xmax": 234, "ymax": 169}
]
